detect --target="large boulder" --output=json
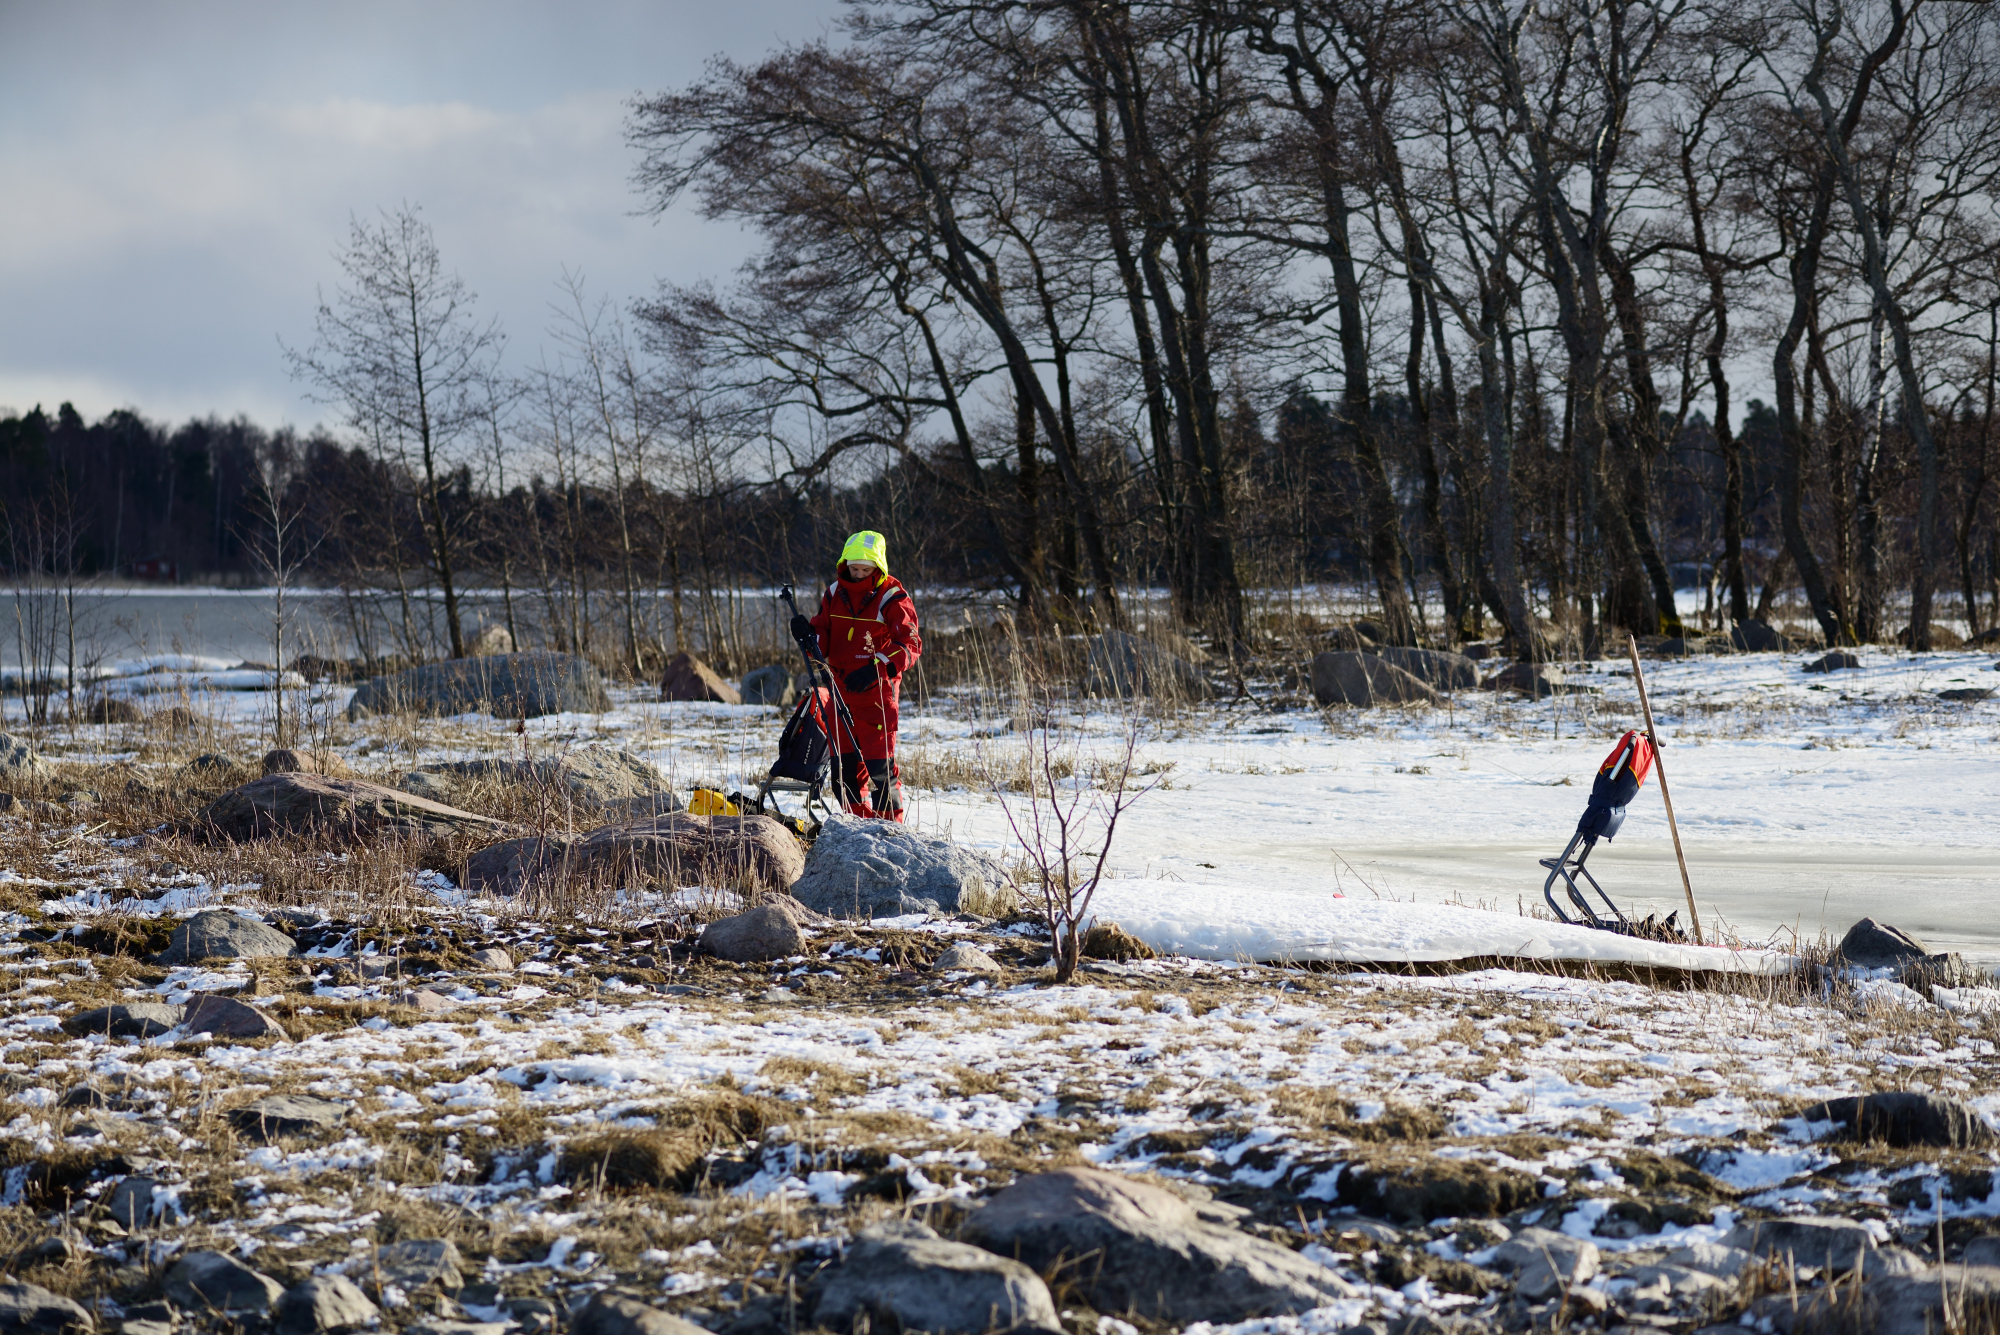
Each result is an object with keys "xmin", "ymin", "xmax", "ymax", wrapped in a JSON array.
[
  {"xmin": 1798, "ymin": 1092, "xmax": 1998, "ymax": 1150},
  {"xmin": 1309, "ymin": 652, "xmax": 1440, "ymax": 707},
  {"xmin": 961, "ymin": 1168, "xmax": 1355, "ymax": 1323},
  {"xmin": 195, "ymin": 774, "xmax": 505, "ymax": 842},
  {"xmin": 570, "ymin": 1293, "xmax": 709, "ymax": 1335},
  {"xmin": 183, "ymin": 994, "xmax": 290, "ymax": 1040},
  {"xmin": 789, "ymin": 815, "xmax": 1014, "ymax": 919},
  {"xmin": 62, "ymin": 1002, "xmax": 184, "ymax": 1038},
  {"xmin": 1898, "ymin": 623, "xmax": 1966, "ymax": 650},
  {"xmin": 814, "ymin": 1220, "xmax": 1059, "ymax": 1335},
  {"xmin": 0, "ymin": 1282, "xmax": 92, "ymax": 1335},
  {"xmin": 1723, "ymin": 1215, "xmax": 1876, "ymax": 1272},
  {"xmin": 1084, "ymin": 629, "xmax": 1212, "ymax": 700},
  {"xmin": 399, "ymin": 748, "xmax": 674, "ymax": 811},
  {"xmin": 164, "ymin": 1251, "xmax": 285, "ymax": 1316},
  {"xmin": 154, "ymin": 910, "xmax": 297, "ymax": 966},
  {"xmin": 1369, "ymin": 647, "xmax": 1479, "ymax": 691},
  {"xmin": 464, "ymin": 813, "xmax": 804, "ymax": 899},
  {"xmin": 1837, "ymin": 918, "xmax": 1933, "ymax": 967},
  {"xmin": 0, "ymin": 733, "xmax": 52, "ymax": 784},
  {"xmin": 660, "ymin": 651, "xmax": 741, "ymax": 704},
  {"xmin": 1485, "ymin": 661, "xmax": 1565, "ymax": 698},
  {"xmin": 1838, "ymin": 1266, "xmax": 2000, "ymax": 1335},
  {"xmin": 346, "ymin": 652, "xmax": 609, "ymax": 720},
  {"xmin": 1730, "ymin": 619, "xmax": 1797, "ymax": 652},
  {"xmin": 739, "ymin": 664, "xmax": 797, "ymax": 708}
]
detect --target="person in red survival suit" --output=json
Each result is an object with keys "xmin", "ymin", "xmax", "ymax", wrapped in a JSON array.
[{"xmin": 790, "ymin": 530, "xmax": 922, "ymax": 819}]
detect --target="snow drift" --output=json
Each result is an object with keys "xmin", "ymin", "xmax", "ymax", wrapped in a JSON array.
[{"xmin": 1088, "ymin": 877, "xmax": 1796, "ymax": 975}]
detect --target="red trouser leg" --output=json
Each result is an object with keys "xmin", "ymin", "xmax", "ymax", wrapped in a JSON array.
[{"xmin": 835, "ymin": 679, "xmax": 901, "ymax": 817}]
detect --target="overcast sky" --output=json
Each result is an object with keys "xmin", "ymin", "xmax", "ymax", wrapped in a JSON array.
[{"xmin": 0, "ymin": 0, "xmax": 843, "ymax": 429}]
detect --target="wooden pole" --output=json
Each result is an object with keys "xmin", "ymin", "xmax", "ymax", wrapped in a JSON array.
[{"xmin": 1627, "ymin": 634, "xmax": 1704, "ymax": 944}]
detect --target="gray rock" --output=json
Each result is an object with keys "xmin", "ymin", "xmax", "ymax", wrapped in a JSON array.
[
  {"xmin": 1724, "ymin": 1215, "xmax": 1876, "ymax": 1272},
  {"xmin": 934, "ymin": 943, "xmax": 1003, "ymax": 974},
  {"xmin": 1730, "ymin": 619, "xmax": 1797, "ymax": 652},
  {"xmin": 1826, "ymin": 1265, "xmax": 2000, "ymax": 1335},
  {"xmin": 373, "ymin": 1238, "xmax": 464, "ymax": 1291},
  {"xmin": 62, "ymin": 1003, "xmax": 183, "ymax": 1039},
  {"xmin": 0, "ymin": 1281, "xmax": 92, "ymax": 1335},
  {"xmin": 104, "ymin": 1177, "xmax": 158, "ymax": 1229},
  {"xmin": 1491, "ymin": 1227, "xmax": 1599, "ymax": 1300},
  {"xmin": 739, "ymin": 664, "xmax": 797, "ymax": 708},
  {"xmin": 195, "ymin": 774, "xmax": 502, "ymax": 842},
  {"xmin": 164, "ymin": 1251, "xmax": 284, "ymax": 1315},
  {"xmin": 227, "ymin": 1095, "xmax": 348, "ymax": 1141},
  {"xmin": 1371, "ymin": 647, "xmax": 1479, "ymax": 690},
  {"xmin": 465, "ymin": 813, "xmax": 804, "ymax": 899},
  {"xmin": 1803, "ymin": 650, "xmax": 1862, "ymax": 673},
  {"xmin": 1084, "ymin": 629, "xmax": 1213, "ymax": 700},
  {"xmin": 815, "ymin": 1219, "xmax": 1059, "ymax": 1335},
  {"xmin": 1859, "ymin": 1246, "xmax": 1931, "ymax": 1279},
  {"xmin": 569, "ymin": 1293, "xmax": 708, "ymax": 1335},
  {"xmin": 0, "ymin": 734, "xmax": 52, "ymax": 783},
  {"xmin": 1484, "ymin": 661, "xmax": 1566, "ymax": 698},
  {"xmin": 275, "ymin": 1277, "xmax": 379, "ymax": 1335},
  {"xmin": 596, "ymin": 793, "xmax": 687, "ymax": 822},
  {"xmin": 1940, "ymin": 687, "xmax": 1995, "ymax": 702},
  {"xmin": 1310, "ymin": 652, "xmax": 1441, "ymax": 707},
  {"xmin": 698, "ymin": 904, "xmax": 805, "ymax": 963},
  {"xmin": 660, "ymin": 651, "xmax": 741, "ymax": 704},
  {"xmin": 399, "ymin": 748, "xmax": 673, "ymax": 811},
  {"xmin": 1799, "ymin": 1092, "xmax": 1998, "ymax": 1149},
  {"xmin": 467, "ymin": 947, "xmax": 513, "ymax": 972},
  {"xmin": 153, "ymin": 909, "xmax": 297, "ymax": 966},
  {"xmin": 1837, "ymin": 917, "xmax": 1931, "ymax": 966},
  {"xmin": 393, "ymin": 988, "xmax": 458, "ymax": 1013},
  {"xmin": 346, "ymin": 652, "xmax": 610, "ymax": 720},
  {"xmin": 182, "ymin": 994, "xmax": 289, "ymax": 1041},
  {"xmin": 1663, "ymin": 1241, "xmax": 1754, "ymax": 1277},
  {"xmin": 961, "ymin": 1167, "xmax": 1356, "ymax": 1322},
  {"xmin": 790, "ymin": 815, "xmax": 1015, "ymax": 919},
  {"xmin": 1620, "ymin": 1263, "xmax": 1729, "ymax": 1300}
]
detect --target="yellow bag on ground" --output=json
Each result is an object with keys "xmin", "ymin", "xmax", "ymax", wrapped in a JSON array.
[{"xmin": 687, "ymin": 788, "xmax": 739, "ymax": 816}]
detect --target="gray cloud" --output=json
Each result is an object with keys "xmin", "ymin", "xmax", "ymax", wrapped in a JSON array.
[{"xmin": 0, "ymin": 0, "xmax": 840, "ymax": 426}]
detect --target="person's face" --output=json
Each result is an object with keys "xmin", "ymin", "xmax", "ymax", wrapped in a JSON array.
[{"xmin": 847, "ymin": 560, "xmax": 878, "ymax": 579}]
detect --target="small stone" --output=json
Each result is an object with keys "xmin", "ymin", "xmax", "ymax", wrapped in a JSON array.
[
  {"xmin": 738, "ymin": 664, "xmax": 796, "ymax": 708},
  {"xmin": 0, "ymin": 1281, "xmax": 92, "ymax": 1335},
  {"xmin": 1939, "ymin": 687, "xmax": 1995, "ymax": 702},
  {"xmin": 467, "ymin": 947, "xmax": 513, "ymax": 972},
  {"xmin": 1492, "ymin": 1227, "xmax": 1600, "ymax": 1300},
  {"xmin": 699, "ymin": 904, "xmax": 805, "ymax": 963},
  {"xmin": 261, "ymin": 748, "xmax": 352, "ymax": 778},
  {"xmin": 154, "ymin": 910, "xmax": 297, "ymax": 966},
  {"xmin": 393, "ymin": 989, "xmax": 458, "ymax": 1013},
  {"xmin": 1730, "ymin": 619, "xmax": 1796, "ymax": 652},
  {"xmin": 1858, "ymin": 1246, "xmax": 1931, "ymax": 1279},
  {"xmin": 813, "ymin": 1218, "xmax": 1059, "ymax": 1334},
  {"xmin": 373, "ymin": 1238, "xmax": 464, "ymax": 1292},
  {"xmin": 1723, "ymin": 1215, "xmax": 1876, "ymax": 1272},
  {"xmin": 181, "ymin": 994, "xmax": 289, "ymax": 1040},
  {"xmin": 569, "ymin": 1292, "xmax": 709, "ymax": 1335},
  {"xmin": 163, "ymin": 1251, "xmax": 284, "ymax": 1315},
  {"xmin": 62, "ymin": 1003, "xmax": 184, "ymax": 1039},
  {"xmin": 1803, "ymin": 650, "xmax": 1862, "ymax": 673},
  {"xmin": 1663, "ymin": 1241, "xmax": 1755, "ymax": 1277},
  {"xmin": 275, "ymin": 1276, "xmax": 379, "ymax": 1335},
  {"xmin": 933, "ymin": 943, "xmax": 1002, "ymax": 974},
  {"xmin": 227, "ymin": 1094, "xmax": 348, "ymax": 1141}
]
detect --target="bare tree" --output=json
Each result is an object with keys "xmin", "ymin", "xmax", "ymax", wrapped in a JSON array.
[{"xmin": 285, "ymin": 205, "xmax": 504, "ymax": 659}]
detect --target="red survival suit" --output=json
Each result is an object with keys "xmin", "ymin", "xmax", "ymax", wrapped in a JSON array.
[{"xmin": 808, "ymin": 569, "xmax": 922, "ymax": 817}]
